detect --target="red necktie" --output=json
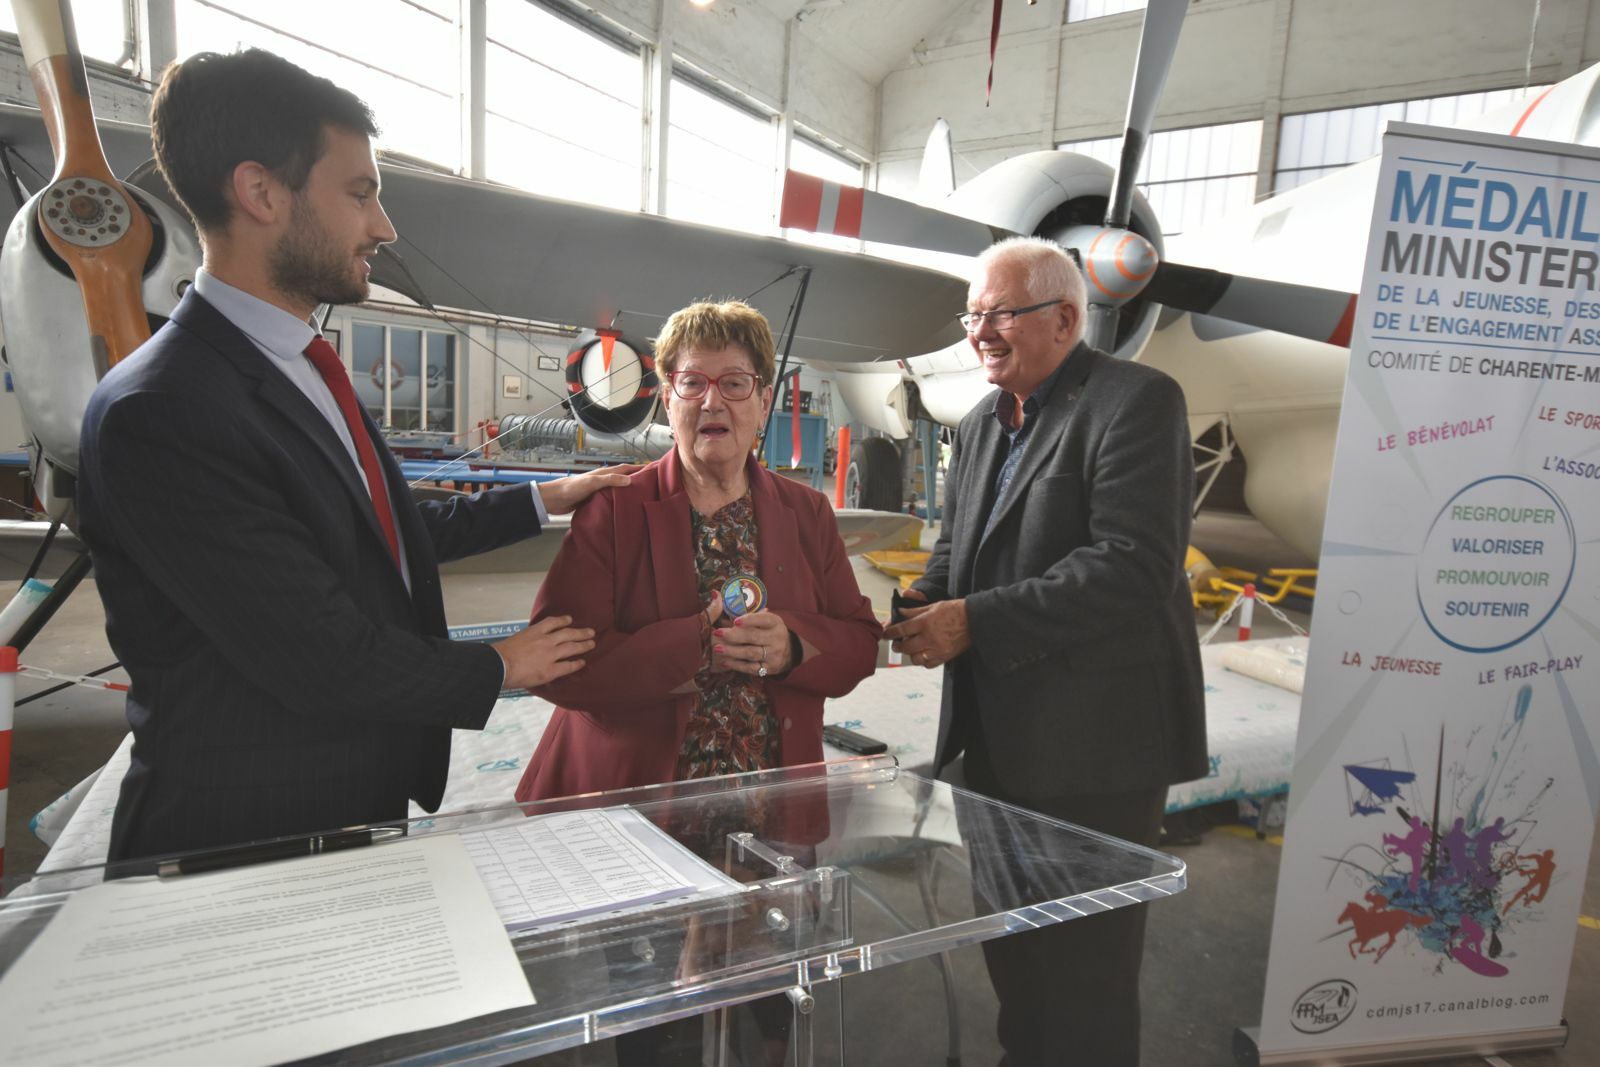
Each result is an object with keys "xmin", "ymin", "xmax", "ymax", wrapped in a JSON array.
[{"xmin": 303, "ymin": 336, "xmax": 402, "ymax": 567}]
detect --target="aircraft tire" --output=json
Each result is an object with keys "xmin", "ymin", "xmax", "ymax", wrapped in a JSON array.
[{"xmin": 847, "ymin": 437, "xmax": 902, "ymax": 511}]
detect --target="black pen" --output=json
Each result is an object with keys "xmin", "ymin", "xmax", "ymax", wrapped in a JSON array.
[{"xmin": 156, "ymin": 826, "xmax": 407, "ymax": 877}]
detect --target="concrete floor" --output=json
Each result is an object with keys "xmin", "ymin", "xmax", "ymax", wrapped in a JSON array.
[{"xmin": 1, "ymin": 510, "xmax": 1595, "ymax": 1065}]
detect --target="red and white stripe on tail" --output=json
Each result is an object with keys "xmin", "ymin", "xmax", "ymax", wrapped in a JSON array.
[
  {"xmin": 779, "ymin": 169, "xmax": 1008, "ymax": 256},
  {"xmin": 780, "ymin": 171, "xmax": 864, "ymax": 239}
]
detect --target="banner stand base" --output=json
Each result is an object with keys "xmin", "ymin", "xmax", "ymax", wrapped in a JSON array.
[{"xmin": 1232, "ymin": 1020, "xmax": 1568, "ymax": 1066}]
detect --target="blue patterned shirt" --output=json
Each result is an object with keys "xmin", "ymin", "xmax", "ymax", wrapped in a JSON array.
[{"xmin": 983, "ymin": 357, "xmax": 1069, "ymax": 537}]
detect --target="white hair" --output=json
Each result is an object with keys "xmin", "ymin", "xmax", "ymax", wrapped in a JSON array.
[{"xmin": 973, "ymin": 236, "xmax": 1088, "ymax": 340}]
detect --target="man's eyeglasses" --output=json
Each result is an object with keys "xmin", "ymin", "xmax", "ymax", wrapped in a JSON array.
[
  {"xmin": 957, "ymin": 299, "xmax": 1063, "ymax": 332},
  {"xmin": 667, "ymin": 370, "xmax": 761, "ymax": 401}
]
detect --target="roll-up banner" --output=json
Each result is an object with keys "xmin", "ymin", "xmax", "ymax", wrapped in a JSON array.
[{"xmin": 1242, "ymin": 123, "xmax": 1600, "ymax": 1064}]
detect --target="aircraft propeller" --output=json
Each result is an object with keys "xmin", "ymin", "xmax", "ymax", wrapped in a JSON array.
[
  {"xmin": 1143, "ymin": 264, "xmax": 1358, "ymax": 348},
  {"xmin": 778, "ymin": 0, "xmax": 1357, "ymax": 352},
  {"xmin": 1083, "ymin": 0, "xmax": 1188, "ymax": 350},
  {"xmin": 13, "ymin": 0, "xmax": 154, "ymax": 374}
]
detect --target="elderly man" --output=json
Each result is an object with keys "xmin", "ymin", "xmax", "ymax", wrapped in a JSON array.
[{"xmin": 885, "ymin": 236, "xmax": 1207, "ymax": 1065}]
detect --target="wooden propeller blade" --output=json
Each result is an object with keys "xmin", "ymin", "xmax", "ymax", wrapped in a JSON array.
[{"xmin": 15, "ymin": 0, "xmax": 153, "ymax": 371}]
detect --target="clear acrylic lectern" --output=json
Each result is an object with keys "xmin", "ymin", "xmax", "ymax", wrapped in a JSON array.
[{"xmin": 0, "ymin": 755, "xmax": 1186, "ymax": 1065}]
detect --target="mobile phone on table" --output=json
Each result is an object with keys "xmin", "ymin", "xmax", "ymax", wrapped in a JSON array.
[{"xmin": 823, "ymin": 723, "xmax": 888, "ymax": 755}]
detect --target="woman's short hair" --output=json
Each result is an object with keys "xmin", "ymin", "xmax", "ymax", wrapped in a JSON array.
[
  {"xmin": 151, "ymin": 49, "xmax": 378, "ymax": 233},
  {"xmin": 653, "ymin": 300, "xmax": 777, "ymax": 386}
]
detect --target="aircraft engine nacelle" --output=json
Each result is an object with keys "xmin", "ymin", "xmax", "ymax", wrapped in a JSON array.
[
  {"xmin": 942, "ymin": 149, "xmax": 1167, "ymax": 364},
  {"xmin": 827, "ymin": 364, "xmax": 913, "ymax": 439},
  {"xmin": 562, "ymin": 329, "xmax": 661, "ymax": 436},
  {"xmin": 0, "ymin": 186, "xmax": 200, "ymax": 520}
]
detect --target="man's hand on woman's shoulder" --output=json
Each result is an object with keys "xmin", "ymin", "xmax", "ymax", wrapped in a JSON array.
[{"xmin": 538, "ymin": 463, "xmax": 643, "ymax": 515}]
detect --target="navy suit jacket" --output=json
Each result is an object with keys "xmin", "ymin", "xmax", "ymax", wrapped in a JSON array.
[{"xmin": 78, "ymin": 290, "xmax": 540, "ymax": 862}]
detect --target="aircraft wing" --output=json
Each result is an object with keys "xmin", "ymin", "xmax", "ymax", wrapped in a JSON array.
[
  {"xmin": 377, "ymin": 166, "xmax": 968, "ymax": 363},
  {"xmin": 0, "ymin": 102, "xmax": 969, "ymax": 364}
]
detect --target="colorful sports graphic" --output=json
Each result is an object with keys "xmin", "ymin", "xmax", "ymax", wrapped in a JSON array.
[
  {"xmin": 720, "ymin": 574, "xmax": 767, "ymax": 618},
  {"xmin": 1326, "ymin": 693, "xmax": 1556, "ymax": 980},
  {"xmin": 1255, "ymin": 125, "xmax": 1599, "ymax": 1058}
]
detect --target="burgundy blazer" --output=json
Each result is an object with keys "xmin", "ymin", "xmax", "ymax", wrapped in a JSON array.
[{"xmin": 515, "ymin": 449, "xmax": 881, "ymax": 802}]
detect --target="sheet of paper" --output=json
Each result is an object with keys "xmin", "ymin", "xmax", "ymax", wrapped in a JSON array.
[
  {"xmin": 0, "ymin": 835, "xmax": 533, "ymax": 1066},
  {"xmin": 466, "ymin": 806, "xmax": 738, "ymax": 930}
]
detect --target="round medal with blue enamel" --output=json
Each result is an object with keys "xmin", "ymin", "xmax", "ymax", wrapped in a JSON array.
[{"xmin": 720, "ymin": 573, "xmax": 767, "ymax": 618}]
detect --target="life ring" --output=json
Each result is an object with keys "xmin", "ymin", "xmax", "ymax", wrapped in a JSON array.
[
  {"xmin": 370, "ymin": 359, "xmax": 406, "ymax": 390},
  {"xmin": 563, "ymin": 331, "xmax": 659, "ymax": 435}
]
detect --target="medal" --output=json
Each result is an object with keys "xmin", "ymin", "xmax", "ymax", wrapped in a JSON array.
[{"xmin": 720, "ymin": 573, "xmax": 767, "ymax": 618}]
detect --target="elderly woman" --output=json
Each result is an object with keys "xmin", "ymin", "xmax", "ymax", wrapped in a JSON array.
[{"xmin": 514, "ymin": 300, "xmax": 881, "ymax": 804}]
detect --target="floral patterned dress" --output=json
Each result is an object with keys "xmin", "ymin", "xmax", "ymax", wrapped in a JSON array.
[{"xmin": 675, "ymin": 492, "xmax": 780, "ymax": 780}]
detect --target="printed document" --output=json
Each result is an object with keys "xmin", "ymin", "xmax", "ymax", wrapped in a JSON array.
[
  {"xmin": 466, "ymin": 806, "xmax": 738, "ymax": 929},
  {"xmin": 0, "ymin": 835, "xmax": 532, "ymax": 1066}
]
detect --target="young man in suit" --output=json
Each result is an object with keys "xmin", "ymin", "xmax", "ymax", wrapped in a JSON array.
[
  {"xmin": 77, "ymin": 49, "xmax": 627, "ymax": 863},
  {"xmin": 885, "ymin": 237, "xmax": 1208, "ymax": 1065}
]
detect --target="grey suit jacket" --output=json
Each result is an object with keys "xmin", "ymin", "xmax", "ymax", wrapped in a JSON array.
[
  {"xmin": 78, "ymin": 290, "xmax": 540, "ymax": 862},
  {"xmin": 915, "ymin": 341, "xmax": 1207, "ymax": 802}
]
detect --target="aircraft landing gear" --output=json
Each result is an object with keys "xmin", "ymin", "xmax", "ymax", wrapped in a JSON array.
[{"xmin": 844, "ymin": 437, "xmax": 901, "ymax": 511}]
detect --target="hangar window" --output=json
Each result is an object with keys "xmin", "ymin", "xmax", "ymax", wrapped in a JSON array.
[
  {"xmin": 791, "ymin": 134, "xmax": 862, "ymax": 189},
  {"xmin": 353, "ymin": 322, "xmax": 458, "ymax": 435},
  {"xmin": 485, "ymin": 0, "xmax": 643, "ymax": 211},
  {"xmin": 1273, "ymin": 85, "xmax": 1550, "ymax": 194},
  {"xmin": 1067, "ymin": 0, "xmax": 1146, "ymax": 22},
  {"xmin": 1059, "ymin": 119, "xmax": 1261, "ymax": 236},
  {"xmin": 0, "ymin": 0, "xmax": 129, "ymax": 67},
  {"xmin": 667, "ymin": 73, "xmax": 777, "ymax": 235},
  {"xmin": 176, "ymin": 0, "xmax": 461, "ymax": 170}
]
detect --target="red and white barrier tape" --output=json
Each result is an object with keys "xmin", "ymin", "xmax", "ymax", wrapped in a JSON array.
[
  {"xmin": 0, "ymin": 657, "xmax": 125, "ymax": 880},
  {"xmin": 18, "ymin": 664, "xmax": 129, "ymax": 693}
]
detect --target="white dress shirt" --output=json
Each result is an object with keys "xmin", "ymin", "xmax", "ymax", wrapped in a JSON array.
[{"xmin": 192, "ymin": 270, "xmax": 549, "ymax": 596}]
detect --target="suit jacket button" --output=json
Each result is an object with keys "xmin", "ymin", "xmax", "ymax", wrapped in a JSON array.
[{"xmin": 783, "ymin": 717, "xmax": 792, "ymax": 730}]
